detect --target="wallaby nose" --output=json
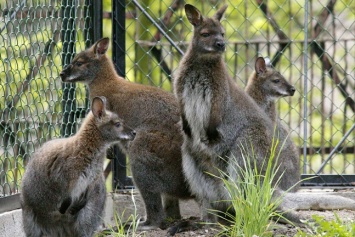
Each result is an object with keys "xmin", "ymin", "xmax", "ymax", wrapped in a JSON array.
[
  {"xmin": 60, "ymin": 65, "xmax": 72, "ymax": 80},
  {"xmin": 289, "ymin": 87, "xmax": 296, "ymax": 96},
  {"xmin": 59, "ymin": 71, "xmax": 65, "ymax": 78},
  {"xmin": 216, "ymin": 41, "xmax": 225, "ymax": 51}
]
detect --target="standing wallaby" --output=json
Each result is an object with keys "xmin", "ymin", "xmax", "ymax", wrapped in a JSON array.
[
  {"xmin": 174, "ymin": 4, "xmax": 355, "ymax": 225},
  {"xmin": 60, "ymin": 38, "xmax": 193, "ymax": 229},
  {"xmin": 20, "ymin": 96, "xmax": 136, "ymax": 237},
  {"xmin": 174, "ymin": 3, "xmax": 280, "ymax": 223}
]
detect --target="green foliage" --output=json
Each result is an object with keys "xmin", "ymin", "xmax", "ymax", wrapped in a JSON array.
[
  {"xmin": 211, "ymin": 138, "xmax": 287, "ymax": 237},
  {"xmin": 296, "ymin": 213, "xmax": 355, "ymax": 237}
]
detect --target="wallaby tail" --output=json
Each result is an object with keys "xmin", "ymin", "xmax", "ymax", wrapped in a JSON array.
[
  {"xmin": 282, "ymin": 192, "xmax": 355, "ymax": 211},
  {"xmin": 274, "ymin": 188, "xmax": 355, "ymax": 225}
]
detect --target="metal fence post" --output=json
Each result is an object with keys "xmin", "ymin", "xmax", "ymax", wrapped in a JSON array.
[
  {"xmin": 81, "ymin": 0, "xmax": 103, "ymax": 115},
  {"xmin": 111, "ymin": 0, "xmax": 132, "ymax": 189},
  {"xmin": 61, "ymin": 0, "xmax": 77, "ymax": 137},
  {"xmin": 302, "ymin": 1, "xmax": 309, "ymax": 175},
  {"xmin": 112, "ymin": 0, "xmax": 126, "ymax": 77},
  {"xmin": 85, "ymin": 0, "xmax": 103, "ymax": 46}
]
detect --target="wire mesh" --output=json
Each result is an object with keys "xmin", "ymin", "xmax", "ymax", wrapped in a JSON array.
[
  {"xmin": 123, "ymin": 0, "xmax": 354, "ymax": 177},
  {"xmin": 0, "ymin": 0, "xmax": 354, "ymax": 199},
  {"xmin": 0, "ymin": 0, "xmax": 92, "ymax": 197}
]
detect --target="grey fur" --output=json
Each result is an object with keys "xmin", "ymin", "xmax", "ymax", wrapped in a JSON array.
[
  {"xmin": 173, "ymin": 4, "xmax": 355, "ymax": 225},
  {"xmin": 245, "ymin": 57, "xmax": 355, "ymax": 219},
  {"xmin": 20, "ymin": 97, "xmax": 136, "ymax": 237},
  {"xmin": 245, "ymin": 57, "xmax": 299, "ymax": 190}
]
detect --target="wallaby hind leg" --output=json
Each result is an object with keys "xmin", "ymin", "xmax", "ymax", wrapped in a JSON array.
[
  {"xmin": 138, "ymin": 190, "xmax": 167, "ymax": 229},
  {"xmin": 162, "ymin": 194, "xmax": 181, "ymax": 220},
  {"xmin": 201, "ymin": 199, "xmax": 218, "ymax": 223}
]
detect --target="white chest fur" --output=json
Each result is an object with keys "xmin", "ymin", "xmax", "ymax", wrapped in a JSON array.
[{"xmin": 182, "ymin": 81, "xmax": 212, "ymax": 144}]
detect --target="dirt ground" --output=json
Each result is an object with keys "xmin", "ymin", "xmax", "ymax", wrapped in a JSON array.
[
  {"xmin": 138, "ymin": 201, "xmax": 354, "ymax": 237},
  {"xmin": 131, "ymin": 189, "xmax": 355, "ymax": 237}
]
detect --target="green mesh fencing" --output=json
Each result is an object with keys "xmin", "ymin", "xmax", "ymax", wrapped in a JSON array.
[
  {"xmin": 122, "ymin": 0, "xmax": 354, "ymax": 177},
  {"xmin": 0, "ymin": 0, "xmax": 93, "ymax": 197},
  {"xmin": 1, "ymin": 0, "xmax": 355, "ymax": 198}
]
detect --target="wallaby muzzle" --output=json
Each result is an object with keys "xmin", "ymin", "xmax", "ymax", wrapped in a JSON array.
[
  {"xmin": 215, "ymin": 40, "xmax": 226, "ymax": 51},
  {"xmin": 59, "ymin": 64, "xmax": 73, "ymax": 82},
  {"xmin": 288, "ymin": 86, "xmax": 296, "ymax": 96},
  {"xmin": 124, "ymin": 129, "xmax": 137, "ymax": 141}
]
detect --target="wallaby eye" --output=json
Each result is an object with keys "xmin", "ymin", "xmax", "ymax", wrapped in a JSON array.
[
  {"xmin": 75, "ymin": 61, "xmax": 84, "ymax": 67},
  {"xmin": 201, "ymin": 33, "xmax": 210, "ymax": 37},
  {"xmin": 273, "ymin": 79, "xmax": 280, "ymax": 83},
  {"xmin": 115, "ymin": 122, "xmax": 121, "ymax": 128},
  {"xmin": 221, "ymin": 33, "xmax": 225, "ymax": 37}
]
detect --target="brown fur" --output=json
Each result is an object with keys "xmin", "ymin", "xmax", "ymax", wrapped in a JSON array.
[{"xmin": 60, "ymin": 39, "xmax": 193, "ymax": 230}]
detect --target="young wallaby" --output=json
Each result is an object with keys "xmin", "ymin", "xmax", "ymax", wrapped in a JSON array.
[
  {"xmin": 173, "ymin": 4, "xmax": 355, "ymax": 226},
  {"xmin": 245, "ymin": 56, "xmax": 300, "ymax": 190},
  {"xmin": 60, "ymin": 38, "xmax": 193, "ymax": 229},
  {"xmin": 20, "ymin": 96, "xmax": 136, "ymax": 237}
]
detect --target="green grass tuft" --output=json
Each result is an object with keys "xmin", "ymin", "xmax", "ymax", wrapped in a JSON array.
[{"xmin": 211, "ymin": 136, "xmax": 289, "ymax": 237}]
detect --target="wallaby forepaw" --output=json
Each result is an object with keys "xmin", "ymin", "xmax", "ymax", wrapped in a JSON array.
[
  {"xmin": 205, "ymin": 127, "xmax": 221, "ymax": 145},
  {"xmin": 59, "ymin": 197, "xmax": 72, "ymax": 214}
]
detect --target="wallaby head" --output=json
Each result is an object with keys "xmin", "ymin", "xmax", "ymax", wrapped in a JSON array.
[
  {"xmin": 185, "ymin": 4, "xmax": 227, "ymax": 56},
  {"xmin": 60, "ymin": 38, "xmax": 111, "ymax": 84},
  {"xmin": 90, "ymin": 96, "xmax": 136, "ymax": 143},
  {"xmin": 248, "ymin": 57, "xmax": 296, "ymax": 99}
]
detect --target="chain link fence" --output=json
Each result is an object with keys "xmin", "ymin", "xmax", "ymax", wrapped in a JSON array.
[
  {"xmin": 0, "ymin": 0, "xmax": 95, "ymax": 198},
  {"xmin": 123, "ymin": 0, "xmax": 355, "ymax": 185},
  {"xmin": 0, "ymin": 0, "xmax": 354, "ymax": 202}
]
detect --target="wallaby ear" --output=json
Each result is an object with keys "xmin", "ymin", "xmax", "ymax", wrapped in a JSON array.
[
  {"xmin": 185, "ymin": 4, "xmax": 203, "ymax": 26},
  {"xmin": 93, "ymin": 38, "xmax": 109, "ymax": 57},
  {"xmin": 255, "ymin": 57, "xmax": 267, "ymax": 75},
  {"xmin": 91, "ymin": 96, "xmax": 107, "ymax": 119},
  {"xmin": 213, "ymin": 5, "xmax": 228, "ymax": 21}
]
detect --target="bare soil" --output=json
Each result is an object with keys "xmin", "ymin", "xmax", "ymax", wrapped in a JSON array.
[
  {"xmin": 140, "ymin": 210, "xmax": 355, "ymax": 237},
  {"xmin": 102, "ymin": 189, "xmax": 355, "ymax": 236},
  {"xmin": 139, "ymin": 191, "xmax": 355, "ymax": 237}
]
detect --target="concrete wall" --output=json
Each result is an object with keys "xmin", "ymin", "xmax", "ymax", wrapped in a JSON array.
[
  {"xmin": 0, "ymin": 209, "xmax": 25, "ymax": 237},
  {"xmin": 0, "ymin": 190, "xmax": 144, "ymax": 237}
]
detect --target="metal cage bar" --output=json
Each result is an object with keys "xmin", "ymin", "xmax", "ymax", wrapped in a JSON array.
[{"xmin": 111, "ymin": 0, "xmax": 133, "ymax": 189}]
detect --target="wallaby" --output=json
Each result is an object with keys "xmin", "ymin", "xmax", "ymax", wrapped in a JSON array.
[
  {"xmin": 173, "ymin": 4, "xmax": 355, "ymax": 226},
  {"xmin": 245, "ymin": 56, "xmax": 355, "ymax": 211},
  {"xmin": 20, "ymin": 96, "xmax": 136, "ymax": 237},
  {"xmin": 245, "ymin": 56, "xmax": 300, "ymax": 190},
  {"xmin": 59, "ymin": 38, "xmax": 193, "ymax": 229}
]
